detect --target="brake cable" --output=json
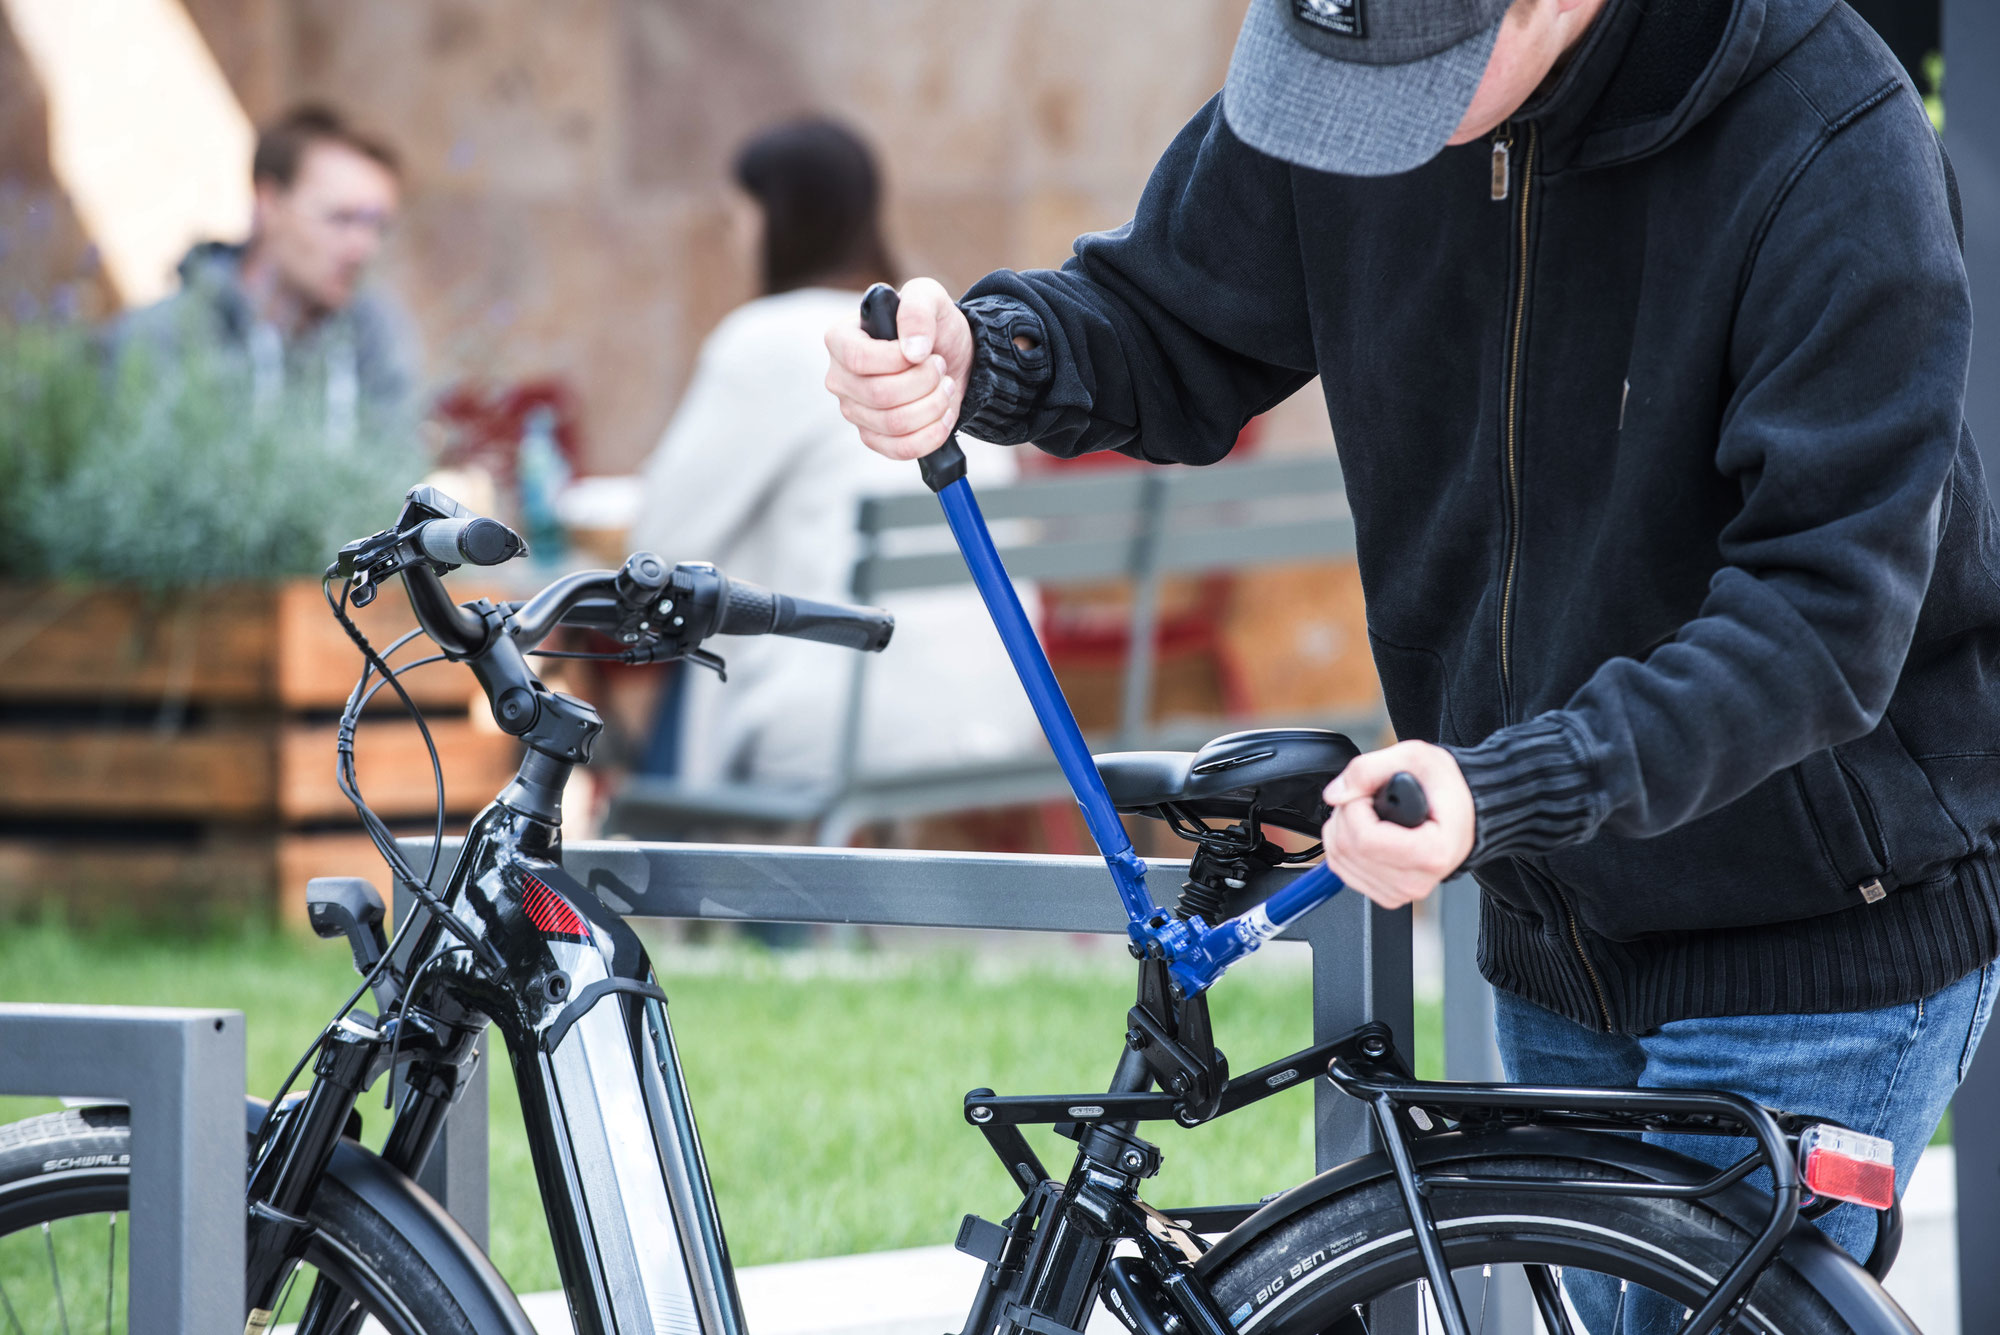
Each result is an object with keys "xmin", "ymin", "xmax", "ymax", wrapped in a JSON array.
[
  {"xmin": 257, "ymin": 583, "xmax": 506, "ymax": 1158},
  {"xmin": 326, "ymin": 577, "xmax": 450, "ymax": 889},
  {"xmin": 321, "ymin": 576, "xmax": 499, "ymax": 967}
]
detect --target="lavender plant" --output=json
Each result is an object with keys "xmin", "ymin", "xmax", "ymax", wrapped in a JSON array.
[{"xmin": 0, "ymin": 321, "xmax": 419, "ymax": 585}]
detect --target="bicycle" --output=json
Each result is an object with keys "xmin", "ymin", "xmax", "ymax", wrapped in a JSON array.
[
  {"xmin": 0, "ymin": 286, "xmax": 1925, "ymax": 1334},
  {"xmin": 0, "ymin": 485, "xmax": 896, "ymax": 1334}
]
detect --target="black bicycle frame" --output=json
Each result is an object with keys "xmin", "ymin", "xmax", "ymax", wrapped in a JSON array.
[
  {"xmin": 247, "ymin": 544, "xmax": 757, "ymax": 1335},
  {"xmin": 249, "ymin": 777, "xmax": 749, "ymax": 1335}
]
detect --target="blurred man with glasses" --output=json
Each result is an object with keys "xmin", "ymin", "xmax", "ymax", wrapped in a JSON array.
[{"xmin": 119, "ymin": 104, "xmax": 418, "ymax": 445}]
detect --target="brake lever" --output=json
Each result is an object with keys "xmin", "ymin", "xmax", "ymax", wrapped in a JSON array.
[{"xmin": 330, "ymin": 526, "xmax": 408, "ymax": 607}]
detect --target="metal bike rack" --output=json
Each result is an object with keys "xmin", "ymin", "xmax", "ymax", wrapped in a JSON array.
[
  {"xmin": 0, "ymin": 1003, "xmax": 245, "ymax": 1335},
  {"xmin": 397, "ymin": 838, "xmax": 1414, "ymax": 1247}
]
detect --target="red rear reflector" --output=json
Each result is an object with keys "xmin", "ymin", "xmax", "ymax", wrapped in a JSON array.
[
  {"xmin": 1798, "ymin": 1125, "xmax": 1895, "ymax": 1211},
  {"xmin": 522, "ymin": 874, "xmax": 588, "ymax": 941}
]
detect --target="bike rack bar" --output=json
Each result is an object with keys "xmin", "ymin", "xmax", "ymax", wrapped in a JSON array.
[
  {"xmin": 0, "ymin": 1003, "xmax": 245, "ymax": 1335},
  {"xmin": 399, "ymin": 838, "xmax": 1412, "ymax": 1236}
]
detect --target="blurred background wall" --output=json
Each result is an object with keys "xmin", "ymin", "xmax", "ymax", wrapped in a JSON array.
[{"xmin": 0, "ymin": 0, "xmax": 1268, "ymax": 473}]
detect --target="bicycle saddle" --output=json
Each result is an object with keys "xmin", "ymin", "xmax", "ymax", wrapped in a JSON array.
[{"xmin": 1092, "ymin": 728, "xmax": 1361, "ymax": 837}]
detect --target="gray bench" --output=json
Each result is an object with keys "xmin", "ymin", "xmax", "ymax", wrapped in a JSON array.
[{"xmin": 605, "ymin": 452, "xmax": 1385, "ymax": 845}]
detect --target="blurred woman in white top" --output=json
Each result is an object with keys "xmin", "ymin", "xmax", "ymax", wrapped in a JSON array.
[{"xmin": 631, "ymin": 117, "xmax": 1039, "ymax": 788}]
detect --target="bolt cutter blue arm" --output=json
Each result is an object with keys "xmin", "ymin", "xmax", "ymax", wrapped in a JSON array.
[
  {"xmin": 858, "ymin": 283, "xmax": 1357, "ymax": 996},
  {"xmin": 934, "ymin": 466, "xmax": 1353, "ymax": 994}
]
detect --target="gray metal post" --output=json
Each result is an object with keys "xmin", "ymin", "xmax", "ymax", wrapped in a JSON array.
[
  {"xmin": 1440, "ymin": 883, "xmax": 1535, "ymax": 1335},
  {"xmin": 1439, "ymin": 879, "xmax": 1500, "ymax": 1085},
  {"xmin": 1945, "ymin": 6, "xmax": 2000, "ymax": 1329},
  {"xmin": 1306, "ymin": 894, "xmax": 1411, "ymax": 1171},
  {"xmin": 1117, "ymin": 472, "xmax": 1170, "ymax": 748},
  {"xmin": 0, "ymin": 1004, "xmax": 245, "ymax": 1335}
]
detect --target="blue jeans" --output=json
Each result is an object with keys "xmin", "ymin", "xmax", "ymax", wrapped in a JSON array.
[{"xmin": 1493, "ymin": 965, "xmax": 1997, "ymax": 1335}]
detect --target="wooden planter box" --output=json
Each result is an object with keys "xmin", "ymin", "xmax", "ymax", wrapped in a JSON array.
[{"xmin": 0, "ymin": 580, "xmax": 521, "ymax": 926}]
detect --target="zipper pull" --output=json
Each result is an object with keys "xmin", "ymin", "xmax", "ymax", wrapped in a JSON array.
[{"xmin": 1491, "ymin": 128, "xmax": 1513, "ymax": 202}]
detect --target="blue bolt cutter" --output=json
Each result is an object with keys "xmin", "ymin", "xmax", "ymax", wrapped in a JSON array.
[{"xmin": 857, "ymin": 285, "xmax": 1427, "ymax": 998}]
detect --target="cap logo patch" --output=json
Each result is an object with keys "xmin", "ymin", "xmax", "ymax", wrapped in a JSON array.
[{"xmin": 1294, "ymin": 0, "xmax": 1365, "ymax": 38}]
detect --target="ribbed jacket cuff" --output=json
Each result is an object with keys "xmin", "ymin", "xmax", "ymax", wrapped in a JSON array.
[
  {"xmin": 956, "ymin": 295, "xmax": 1050, "ymax": 445},
  {"xmin": 1448, "ymin": 715, "xmax": 1607, "ymax": 866}
]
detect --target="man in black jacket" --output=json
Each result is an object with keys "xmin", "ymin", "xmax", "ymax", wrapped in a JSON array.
[{"xmin": 827, "ymin": 0, "xmax": 1997, "ymax": 1318}]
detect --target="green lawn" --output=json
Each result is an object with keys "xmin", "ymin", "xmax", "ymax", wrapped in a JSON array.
[{"xmin": 0, "ymin": 919, "xmax": 1442, "ymax": 1300}]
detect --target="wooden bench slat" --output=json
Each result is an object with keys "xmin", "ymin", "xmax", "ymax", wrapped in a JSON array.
[
  {"xmin": 0, "ymin": 726, "xmax": 275, "ymax": 819},
  {"xmin": 278, "ymin": 719, "xmax": 522, "ymax": 822}
]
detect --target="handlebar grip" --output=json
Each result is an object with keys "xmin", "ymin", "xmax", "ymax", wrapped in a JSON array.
[
  {"xmin": 859, "ymin": 283, "xmax": 968, "ymax": 494},
  {"xmin": 1373, "ymin": 772, "xmax": 1430, "ymax": 829},
  {"xmin": 716, "ymin": 578, "xmax": 895, "ymax": 653},
  {"xmin": 413, "ymin": 516, "xmax": 525, "ymax": 567}
]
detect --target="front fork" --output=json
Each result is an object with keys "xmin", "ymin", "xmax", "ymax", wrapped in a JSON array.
[{"xmin": 243, "ymin": 1013, "xmax": 481, "ymax": 1332}]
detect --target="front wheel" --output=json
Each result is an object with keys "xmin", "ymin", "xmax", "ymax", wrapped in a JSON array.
[
  {"xmin": 0, "ymin": 1106, "xmax": 484, "ymax": 1334},
  {"xmin": 1197, "ymin": 1154, "xmax": 1879, "ymax": 1335}
]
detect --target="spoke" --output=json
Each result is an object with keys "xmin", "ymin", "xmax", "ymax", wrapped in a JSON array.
[
  {"xmin": 105, "ymin": 1215, "xmax": 117, "ymax": 1335},
  {"xmin": 1610, "ymin": 1278, "xmax": 1628, "ymax": 1335},
  {"xmin": 0, "ymin": 1270, "xmax": 24, "ymax": 1335},
  {"xmin": 44, "ymin": 1221, "xmax": 72, "ymax": 1335},
  {"xmin": 1476, "ymin": 1264, "xmax": 1490, "ymax": 1335},
  {"xmin": 1349, "ymin": 1302, "xmax": 1374, "ymax": 1335}
]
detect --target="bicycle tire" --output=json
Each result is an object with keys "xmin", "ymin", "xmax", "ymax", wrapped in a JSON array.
[
  {"xmin": 0, "ymin": 1106, "xmax": 481, "ymax": 1334},
  {"xmin": 1197, "ymin": 1153, "xmax": 1865, "ymax": 1335}
]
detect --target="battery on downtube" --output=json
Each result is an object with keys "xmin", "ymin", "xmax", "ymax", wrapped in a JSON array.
[{"xmin": 858, "ymin": 284, "xmax": 1157, "ymax": 931}]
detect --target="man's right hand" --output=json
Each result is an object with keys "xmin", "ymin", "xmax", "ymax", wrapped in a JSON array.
[{"xmin": 824, "ymin": 277, "xmax": 973, "ymax": 461}]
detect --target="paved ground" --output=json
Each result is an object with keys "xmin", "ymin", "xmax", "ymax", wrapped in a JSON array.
[{"xmin": 503, "ymin": 1147, "xmax": 1959, "ymax": 1335}]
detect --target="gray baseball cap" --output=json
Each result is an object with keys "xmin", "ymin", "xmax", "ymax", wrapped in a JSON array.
[{"xmin": 1222, "ymin": 0, "xmax": 1510, "ymax": 177}]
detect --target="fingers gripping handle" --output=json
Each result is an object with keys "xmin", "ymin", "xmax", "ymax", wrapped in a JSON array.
[
  {"xmin": 860, "ymin": 283, "xmax": 967, "ymax": 493},
  {"xmin": 1374, "ymin": 772, "xmax": 1430, "ymax": 828},
  {"xmin": 715, "ymin": 576, "xmax": 895, "ymax": 653}
]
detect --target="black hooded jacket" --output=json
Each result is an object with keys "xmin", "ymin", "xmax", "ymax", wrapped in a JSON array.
[{"xmin": 948, "ymin": 0, "xmax": 2000, "ymax": 1032}]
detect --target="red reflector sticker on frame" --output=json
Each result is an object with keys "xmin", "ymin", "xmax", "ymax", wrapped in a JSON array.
[
  {"xmin": 522, "ymin": 875, "xmax": 590, "ymax": 943},
  {"xmin": 1798, "ymin": 1125, "xmax": 1895, "ymax": 1211}
]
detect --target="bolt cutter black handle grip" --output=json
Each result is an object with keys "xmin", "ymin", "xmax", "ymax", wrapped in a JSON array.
[
  {"xmin": 1374, "ymin": 772, "xmax": 1430, "ymax": 828},
  {"xmin": 860, "ymin": 282, "xmax": 967, "ymax": 493}
]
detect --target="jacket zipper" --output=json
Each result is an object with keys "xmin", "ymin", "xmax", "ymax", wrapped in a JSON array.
[
  {"xmin": 1551, "ymin": 879, "xmax": 1615, "ymax": 1030},
  {"xmin": 1498, "ymin": 122, "xmax": 1538, "ymax": 712},
  {"xmin": 1496, "ymin": 129, "xmax": 1602, "ymax": 1022}
]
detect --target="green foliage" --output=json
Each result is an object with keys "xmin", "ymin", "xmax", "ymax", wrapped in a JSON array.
[
  {"xmin": 0, "ymin": 320, "xmax": 418, "ymax": 585},
  {"xmin": 1925, "ymin": 50, "xmax": 1944, "ymax": 134},
  {"xmin": 0, "ymin": 919, "xmax": 1446, "ymax": 1297}
]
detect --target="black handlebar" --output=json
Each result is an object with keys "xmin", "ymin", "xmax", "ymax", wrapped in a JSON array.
[
  {"xmin": 411, "ymin": 516, "xmax": 525, "ymax": 568},
  {"xmin": 859, "ymin": 283, "xmax": 968, "ymax": 494},
  {"xmin": 714, "ymin": 577, "xmax": 895, "ymax": 653}
]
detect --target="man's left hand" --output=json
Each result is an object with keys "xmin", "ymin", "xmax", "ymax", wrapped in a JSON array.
[{"xmin": 1322, "ymin": 740, "xmax": 1476, "ymax": 910}]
